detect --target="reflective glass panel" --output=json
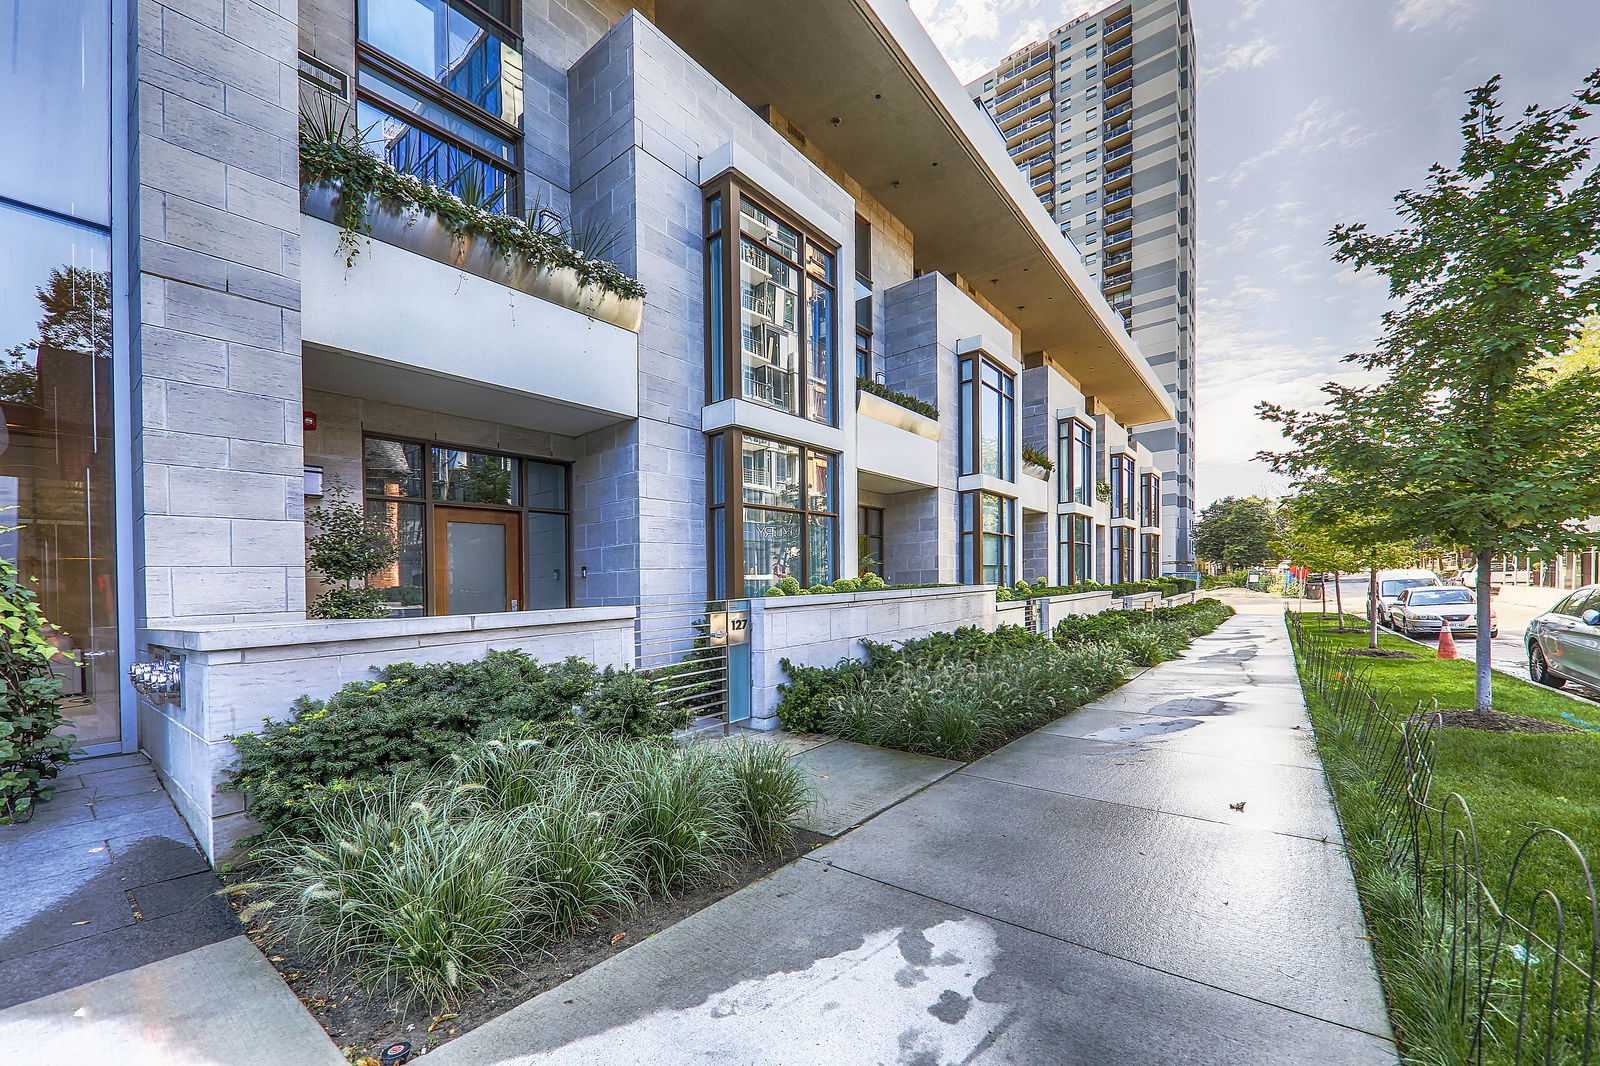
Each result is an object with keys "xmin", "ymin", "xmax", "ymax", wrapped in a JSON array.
[
  {"xmin": 0, "ymin": 207, "xmax": 116, "ymax": 745},
  {"xmin": 806, "ymin": 452, "xmax": 834, "ymax": 513},
  {"xmin": 445, "ymin": 519, "xmax": 506, "ymax": 614},
  {"xmin": 738, "ymin": 237, "xmax": 800, "ymax": 413},
  {"xmin": 742, "ymin": 507, "xmax": 801, "ymax": 596},
  {"xmin": 526, "ymin": 512, "xmax": 567, "ymax": 609},
  {"xmin": 0, "ymin": 2, "xmax": 110, "ymax": 223},
  {"xmin": 740, "ymin": 435, "xmax": 802, "ymax": 509},
  {"xmin": 806, "ymin": 275, "xmax": 834, "ymax": 424},
  {"xmin": 358, "ymin": 0, "xmax": 523, "ymax": 125},
  {"xmin": 357, "ymin": 93, "xmax": 515, "ymax": 213},
  {"xmin": 807, "ymin": 514, "xmax": 836, "ymax": 586},
  {"xmin": 365, "ymin": 500, "xmax": 426, "ymax": 614},
  {"xmin": 433, "ymin": 447, "xmax": 516, "ymax": 504},
  {"xmin": 364, "ymin": 438, "xmax": 425, "ymax": 497},
  {"xmin": 524, "ymin": 460, "xmax": 566, "ymax": 510}
]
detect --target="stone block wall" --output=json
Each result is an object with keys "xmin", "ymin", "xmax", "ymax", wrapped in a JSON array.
[
  {"xmin": 745, "ymin": 586, "xmax": 999, "ymax": 727},
  {"xmin": 142, "ymin": 607, "xmax": 636, "ymax": 858},
  {"xmin": 134, "ymin": 0, "xmax": 305, "ymax": 626}
]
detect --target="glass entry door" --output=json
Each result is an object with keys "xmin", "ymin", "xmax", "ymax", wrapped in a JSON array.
[{"xmin": 431, "ymin": 508, "xmax": 522, "ymax": 615}]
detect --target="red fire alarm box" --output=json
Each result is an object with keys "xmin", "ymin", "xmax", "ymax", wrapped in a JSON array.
[{"xmin": 303, "ymin": 411, "xmax": 318, "ymax": 431}]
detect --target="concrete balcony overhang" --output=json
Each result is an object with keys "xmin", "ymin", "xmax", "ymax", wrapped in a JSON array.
[
  {"xmin": 299, "ymin": 214, "xmax": 639, "ymax": 436},
  {"xmin": 856, "ymin": 391, "xmax": 939, "ymax": 492},
  {"xmin": 653, "ymin": 0, "xmax": 1174, "ymax": 427}
]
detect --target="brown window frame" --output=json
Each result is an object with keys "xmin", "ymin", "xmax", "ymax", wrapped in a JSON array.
[
  {"xmin": 702, "ymin": 174, "xmax": 840, "ymax": 426},
  {"xmin": 1140, "ymin": 531, "xmax": 1160, "ymax": 579},
  {"xmin": 1058, "ymin": 512, "xmax": 1093, "ymax": 585},
  {"xmin": 360, "ymin": 433, "xmax": 572, "ymax": 616},
  {"xmin": 859, "ymin": 504, "xmax": 885, "ymax": 578},
  {"xmin": 959, "ymin": 490, "xmax": 1016, "ymax": 587},
  {"xmin": 705, "ymin": 428, "xmax": 839, "ymax": 598},
  {"xmin": 959, "ymin": 352, "xmax": 1017, "ymax": 480}
]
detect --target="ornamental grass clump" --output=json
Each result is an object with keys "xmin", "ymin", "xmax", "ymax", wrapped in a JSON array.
[{"xmin": 251, "ymin": 732, "xmax": 812, "ymax": 1005}]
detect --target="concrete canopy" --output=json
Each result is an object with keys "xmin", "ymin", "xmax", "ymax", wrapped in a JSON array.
[{"xmin": 653, "ymin": 0, "xmax": 1175, "ymax": 427}]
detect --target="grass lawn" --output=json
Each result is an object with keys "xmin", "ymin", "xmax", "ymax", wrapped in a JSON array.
[{"xmin": 1292, "ymin": 613, "xmax": 1600, "ymax": 1065}]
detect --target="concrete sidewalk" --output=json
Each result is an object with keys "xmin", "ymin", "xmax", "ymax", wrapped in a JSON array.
[{"xmin": 422, "ymin": 602, "xmax": 1398, "ymax": 1065}]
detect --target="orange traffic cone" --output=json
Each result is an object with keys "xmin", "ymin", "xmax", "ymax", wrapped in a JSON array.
[{"xmin": 1437, "ymin": 620, "xmax": 1458, "ymax": 660}]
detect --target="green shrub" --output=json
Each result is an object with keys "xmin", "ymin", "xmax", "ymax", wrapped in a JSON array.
[
  {"xmin": 831, "ymin": 577, "xmax": 861, "ymax": 593},
  {"xmin": 252, "ymin": 732, "xmax": 813, "ymax": 1004},
  {"xmin": 775, "ymin": 656, "xmax": 869, "ymax": 733},
  {"xmin": 778, "ymin": 576, "xmax": 802, "ymax": 595},
  {"xmin": 764, "ymin": 586, "xmax": 786, "ymax": 597},
  {"xmin": 806, "ymin": 583, "xmax": 830, "ymax": 594},
  {"xmin": 860, "ymin": 573, "xmax": 887, "ymax": 591},
  {"xmin": 0, "ymin": 556, "xmax": 73, "ymax": 823},
  {"xmin": 226, "ymin": 651, "xmax": 682, "ymax": 838}
]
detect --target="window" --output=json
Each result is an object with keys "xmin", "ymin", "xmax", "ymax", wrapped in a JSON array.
[
  {"xmin": 1086, "ymin": 211, "xmax": 1098, "ymax": 224},
  {"xmin": 1086, "ymin": 44, "xmax": 1098, "ymax": 56},
  {"xmin": 704, "ymin": 181, "xmax": 838, "ymax": 424},
  {"xmin": 356, "ymin": 0, "xmax": 524, "ymax": 213},
  {"xmin": 1085, "ymin": 252, "xmax": 1099, "ymax": 265},
  {"xmin": 1086, "ymin": 233, "xmax": 1098, "ymax": 244},
  {"xmin": 1058, "ymin": 418, "xmax": 1094, "ymax": 504},
  {"xmin": 1086, "ymin": 149, "xmax": 1098, "ymax": 162},
  {"xmin": 1141, "ymin": 473, "xmax": 1160, "ymax": 526},
  {"xmin": 960, "ymin": 492, "xmax": 1016, "ymax": 586},
  {"xmin": 363, "ymin": 436, "xmax": 570, "ymax": 615},
  {"xmin": 1110, "ymin": 526, "xmax": 1133, "ymax": 583},
  {"xmin": 855, "ymin": 215, "xmax": 873, "ymax": 379},
  {"xmin": 1059, "ymin": 514, "xmax": 1093, "ymax": 584},
  {"xmin": 707, "ymin": 431, "xmax": 837, "ymax": 597},
  {"xmin": 1086, "ymin": 191, "xmax": 1098, "ymax": 204},
  {"xmin": 959, "ymin": 354, "xmax": 1016, "ymax": 480},
  {"xmin": 1140, "ymin": 533, "xmax": 1160, "ymax": 579},
  {"xmin": 859, "ymin": 505, "xmax": 885, "ymax": 578},
  {"xmin": 1110, "ymin": 453, "xmax": 1136, "ymax": 519}
]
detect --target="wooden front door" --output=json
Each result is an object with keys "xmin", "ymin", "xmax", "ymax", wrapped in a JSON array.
[{"xmin": 431, "ymin": 507, "xmax": 523, "ymax": 615}]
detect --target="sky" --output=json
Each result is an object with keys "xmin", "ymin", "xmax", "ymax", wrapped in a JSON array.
[{"xmin": 908, "ymin": 0, "xmax": 1600, "ymax": 508}]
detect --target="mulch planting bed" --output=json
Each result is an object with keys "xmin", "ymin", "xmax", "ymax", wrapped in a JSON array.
[
  {"xmin": 225, "ymin": 830, "xmax": 828, "ymax": 1059},
  {"xmin": 1408, "ymin": 708, "xmax": 1581, "ymax": 735},
  {"xmin": 1339, "ymin": 648, "xmax": 1421, "ymax": 659}
]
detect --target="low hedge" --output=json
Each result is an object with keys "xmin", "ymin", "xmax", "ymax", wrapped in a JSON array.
[
  {"xmin": 226, "ymin": 650, "xmax": 688, "ymax": 839},
  {"xmin": 777, "ymin": 599, "xmax": 1235, "ymax": 758}
]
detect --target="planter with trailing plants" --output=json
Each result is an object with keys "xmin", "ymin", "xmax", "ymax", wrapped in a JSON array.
[
  {"xmin": 855, "ymin": 378, "xmax": 940, "ymax": 439},
  {"xmin": 298, "ymin": 103, "xmax": 644, "ymax": 333},
  {"xmin": 1021, "ymin": 445, "xmax": 1054, "ymax": 480}
]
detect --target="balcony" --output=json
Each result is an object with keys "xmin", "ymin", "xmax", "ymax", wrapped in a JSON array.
[
  {"xmin": 1103, "ymin": 101, "xmax": 1133, "ymax": 123},
  {"xmin": 1102, "ymin": 270, "xmax": 1132, "ymax": 293},
  {"xmin": 1104, "ymin": 144, "xmax": 1133, "ymax": 165},
  {"xmin": 1103, "ymin": 228, "xmax": 1134, "ymax": 253},
  {"xmin": 1104, "ymin": 207, "xmax": 1134, "ymax": 229},
  {"xmin": 1104, "ymin": 12, "xmax": 1134, "ymax": 37},
  {"xmin": 995, "ymin": 70, "xmax": 1051, "ymax": 107},
  {"xmin": 1102, "ymin": 250, "xmax": 1133, "ymax": 269},
  {"xmin": 1102, "ymin": 79, "xmax": 1134, "ymax": 106},
  {"xmin": 1012, "ymin": 129, "xmax": 1054, "ymax": 157},
  {"xmin": 1103, "ymin": 164, "xmax": 1133, "ymax": 190},
  {"xmin": 1103, "ymin": 185, "xmax": 1132, "ymax": 209},
  {"xmin": 996, "ymin": 88, "xmax": 1053, "ymax": 127},
  {"xmin": 856, "ymin": 389, "xmax": 939, "ymax": 492},
  {"xmin": 994, "ymin": 48, "xmax": 1051, "ymax": 92},
  {"xmin": 1103, "ymin": 58, "xmax": 1134, "ymax": 80},
  {"xmin": 1005, "ymin": 114, "xmax": 1052, "ymax": 145},
  {"xmin": 299, "ymin": 199, "xmax": 639, "ymax": 436},
  {"xmin": 1107, "ymin": 292, "xmax": 1134, "ymax": 311},
  {"xmin": 1103, "ymin": 122, "xmax": 1133, "ymax": 150}
]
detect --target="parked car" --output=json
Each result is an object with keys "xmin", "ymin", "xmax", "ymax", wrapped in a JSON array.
[
  {"xmin": 1388, "ymin": 586, "xmax": 1496, "ymax": 638},
  {"xmin": 1526, "ymin": 585, "xmax": 1600, "ymax": 689},
  {"xmin": 1371, "ymin": 568, "xmax": 1443, "ymax": 626}
]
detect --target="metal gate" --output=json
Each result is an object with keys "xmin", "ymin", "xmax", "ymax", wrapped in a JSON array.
[{"xmin": 634, "ymin": 599, "xmax": 752, "ymax": 731}]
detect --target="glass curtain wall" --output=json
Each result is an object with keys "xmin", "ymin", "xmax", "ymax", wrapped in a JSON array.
[
  {"xmin": 959, "ymin": 491, "xmax": 1015, "ymax": 587},
  {"xmin": 1058, "ymin": 418, "xmax": 1093, "ymax": 505},
  {"xmin": 0, "ymin": 0, "xmax": 121, "ymax": 748},
  {"xmin": 705, "ymin": 430, "xmax": 837, "ymax": 597},
  {"xmin": 960, "ymin": 355, "xmax": 1015, "ymax": 480}
]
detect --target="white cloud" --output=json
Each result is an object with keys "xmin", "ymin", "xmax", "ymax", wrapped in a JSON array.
[
  {"xmin": 907, "ymin": 0, "xmax": 1100, "ymax": 82},
  {"xmin": 1201, "ymin": 36, "xmax": 1280, "ymax": 84},
  {"xmin": 1221, "ymin": 98, "xmax": 1376, "ymax": 189},
  {"xmin": 1393, "ymin": 0, "xmax": 1483, "ymax": 33}
]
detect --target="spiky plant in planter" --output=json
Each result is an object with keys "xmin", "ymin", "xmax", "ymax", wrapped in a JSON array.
[
  {"xmin": 306, "ymin": 481, "xmax": 401, "ymax": 619},
  {"xmin": 1021, "ymin": 445, "xmax": 1054, "ymax": 472},
  {"xmin": 0, "ymin": 555, "xmax": 73, "ymax": 823}
]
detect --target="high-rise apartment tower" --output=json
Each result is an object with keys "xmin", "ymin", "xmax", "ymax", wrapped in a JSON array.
[{"xmin": 968, "ymin": 0, "xmax": 1196, "ymax": 569}]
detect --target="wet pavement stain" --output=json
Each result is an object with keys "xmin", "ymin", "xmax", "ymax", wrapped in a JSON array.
[
  {"xmin": 927, "ymin": 990, "xmax": 972, "ymax": 1024},
  {"xmin": 1085, "ymin": 718, "xmax": 1202, "ymax": 743},
  {"xmin": 1149, "ymin": 697, "xmax": 1233, "ymax": 717}
]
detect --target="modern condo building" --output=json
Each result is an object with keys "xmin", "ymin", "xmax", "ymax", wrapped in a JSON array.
[
  {"xmin": 968, "ymin": 0, "xmax": 1197, "ymax": 571},
  {"xmin": 5, "ymin": 0, "xmax": 1174, "ymax": 855}
]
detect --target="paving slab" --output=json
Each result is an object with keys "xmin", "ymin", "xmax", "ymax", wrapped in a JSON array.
[
  {"xmin": 0, "ymin": 936, "xmax": 344, "ymax": 1066},
  {"xmin": 811, "ymin": 773, "xmax": 1386, "ymax": 1034},
  {"xmin": 788, "ymin": 738, "xmax": 961, "ymax": 835},
  {"xmin": 420, "ymin": 859, "xmax": 1396, "ymax": 1066},
  {"xmin": 1040, "ymin": 703, "xmax": 1324, "ymax": 770},
  {"xmin": 963, "ymin": 730, "xmax": 1344, "ymax": 841}
]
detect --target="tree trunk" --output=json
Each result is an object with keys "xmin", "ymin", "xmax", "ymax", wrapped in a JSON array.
[
  {"xmin": 1334, "ymin": 570, "xmax": 1346, "ymax": 625},
  {"xmin": 1475, "ymin": 546, "xmax": 1494, "ymax": 713},
  {"xmin": 1369, "ymin": 562, "xmax": 1380, "ymax": 650}
]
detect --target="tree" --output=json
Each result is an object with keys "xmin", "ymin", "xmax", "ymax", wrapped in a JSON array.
[
  {"xmin": 305, "ymin": 481, "xmax": 401, "ymax": 619},
  {"xmin": 1262, "ymin": 72, "xmax": 1600, "ymax": 710},
  {"xmin": 1271, "ymin": 501, "xmax": 1361, "ymax": 619},
  {"xmin": 1193, "ymin": 496, "xmax": 1280, "ymax": 573}
]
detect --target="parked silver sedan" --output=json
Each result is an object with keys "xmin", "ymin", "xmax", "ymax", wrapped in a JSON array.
[
  {"xmin": 1526, "ymin": 585, "xmax": 1600, "ymax": 689},
  {"xmin": 1389, "ymin": 586, "xmax": 1496, "ymax": 638}
]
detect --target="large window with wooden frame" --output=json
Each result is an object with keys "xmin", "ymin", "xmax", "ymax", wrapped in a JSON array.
[
  {"xmin": 959, "ymin": 491, "xmax": 1016, "ymax": 587},
  {"xmin": 1058, "ymin": 417, "xmax": 1093, "ymax": 504},
  {"xmin": 362, "ymin": 436, "xmax": 570, "ymax": 616},
  {"xmin": 1140, "ymin": 532, "xmax": 1160, "ymax": 579},
  {"xmin": 706, "ymin": 430, "xmax": 837, "ymax": 597},
  {"xmin": 1110, "ymin": 525, "xmax": 1134, "ymax": 583},
  {"xmin": 959, "ymin": 354, "xmax": 1016, "ymax": 480},
  {"xmin": 1110, "ymin": 451, "xmax": 1135, "ymax": 520},
  {"xmin": 704, "ymin": 180, "xmax": 838, "ymax": 425},
  {"xmin": 1058, "ymin": 513, "xmax": 1093, "ymax": 585},
  {"xmin": 355, "ymin": 0, "xmax": 524, "ymax": 213},
  {"xmin": 1140, "ymin": 472, "xmax": 1160, "ymax": 527}
]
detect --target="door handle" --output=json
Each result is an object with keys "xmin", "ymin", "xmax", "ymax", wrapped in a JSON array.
[{"xmin": 511, "ymin": 599, "xmax": 519, "ymax": 610}]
